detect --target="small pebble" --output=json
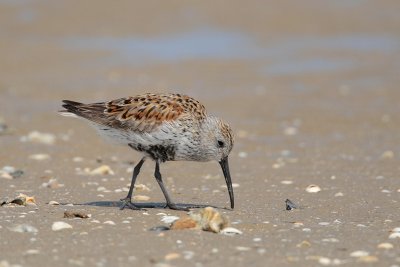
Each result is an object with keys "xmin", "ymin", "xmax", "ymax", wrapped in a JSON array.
[
  {"xmin": 283, "ymin": 126, "xmax": 298, "ymax": 136},
  {"xmin": 133, "ymin": 195, "xmax": 150, "ymax": 201},
  {"xmin": 296, "ymin": 240, "xmax": 311, "ymax": 248},
  {"xmin": 377, "ymin": 243, "xmax": 393, "ymax": 249},
  {"xmin": 380, "ymin": 150, "xmax": 394, "ymax": 159},
  {"xmin": 52, "ymin": 221, "xmax": 73, "ymax": 231},
  {"xmin": 357, "ymin": 256, "xmax": 378, "ymax": 263},
  {"xmin": 134, "ymin": 184, "xmax": 151, "ymax": 192},
  {"xmin": 281, "ymin": 180, "xmax": 293, "ymax": 185},
  {"xmin": 72, "ymin": 157, "xmax": 84, "ymax": 162},
  {"xmin": 236, "ymin": 246, "xmax": 251, "ymax": 251},
  {"xmin": 389, "ymin": 227, "xmax": 400, "ymax": 239},
  {"xmin": 318, "ymin": 257, "xmax": 331, "ymax": 265},
  {"xmin": 238, "ymin": 152, "xmax": 248, "ymax": 158},
  {"xmin": 306, "ymin": 184, "xmax": 321, "ymax": 193},
  {"xmin": 21, "ymin": 131, "xmax": 56, "ymax": 145},
  {"xmin": 103, "ymin": 221, "xmax": 116, "ymax": 225},
  {"xmin": 350, "ymin": 250, "xmax": 369, "ymax": 257},
  {"xmin": 29, "ymin": 154, "xmax": 50, "ymax": 161},
  {"xmin": 334, "ymin": 192, "xmax": 344, "ymax": 197},
  {"xmin": 48, "ymin": 201, "xmax": 60, "ymax": 205},
  {"xmin": 165, "ymin": 253, "xmax": 181, "ymax": 261},
  {"xmin": 25, "ymin": 249, "xmax": 40, "ymax": 255},
  {"xmin": 90, "ymin": 165, "xmax": 114, "ymax": 175}
]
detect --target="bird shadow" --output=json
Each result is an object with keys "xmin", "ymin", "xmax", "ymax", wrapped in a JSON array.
[{"xmin": 72, "ymin": 201, "xmax": 230, "ymax": 210}]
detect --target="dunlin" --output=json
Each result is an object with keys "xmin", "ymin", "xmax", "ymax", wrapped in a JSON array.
[{"xmin": 60, "ymin": 93, "xmax": 234, "ymax": 211}]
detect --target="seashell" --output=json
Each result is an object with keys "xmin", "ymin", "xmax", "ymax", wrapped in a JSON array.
[
  {"xmin": 133, "ymin": 195, "xmax": 150, "ymax": 201},
  {"xmin": 29, "ymin": 154, "xmax": 50, "ymax": 160},
  {"xmin": 90, "ymin": 165, "xmax": 114, "ymax": 175},
  {"xmin": 377, "ymin": 243, "xmax": 393, "ymax": 249},
  {"xmin": 192, "ymin": 207, "xmax": 229, "ymax": 233},
  {"xmin": 21, "ymin": 131, "xmax": 56, "ymax": 145},
  {"xmin": 161, "ymin": 215, "xmax": 180, "ymax": 224},
  {"xmin": 306, "ymin": 184, "xmax": 321, "ymax": 193},
  {"xmin": 170, "ymin": 217, "xmax": 197, "ymax": 230},
  {"xmin": 220, "ymin": 227, "xmax": 243, "ymax": 236},
  {"xmin": 350, "ymin": 250, "xmax": 369, "ymax": 257},
  {"xmin": 52, "ymin": 221, "xmax": 72, "ymax": 231}
]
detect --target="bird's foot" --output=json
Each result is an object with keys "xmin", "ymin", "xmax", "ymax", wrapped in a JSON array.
[
  {"xmin": 120, "ymin": 197, "xmax": 145, "ymax": 210},
  {"xmin": 163, "ymin": 203, "xmax": 190, "ymax": 211}
]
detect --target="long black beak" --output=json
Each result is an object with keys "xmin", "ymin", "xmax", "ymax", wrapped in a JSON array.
[{"xmin": 219, "ymin": 156, "xmax": 234, "ymax": 209}]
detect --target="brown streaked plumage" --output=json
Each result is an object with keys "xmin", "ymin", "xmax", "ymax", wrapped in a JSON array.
[{"xmin": 60, "ymin": 93, "xmax": 235, "ymax": 211}]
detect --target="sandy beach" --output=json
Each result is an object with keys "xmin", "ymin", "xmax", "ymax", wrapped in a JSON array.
[{"xmin": 1, "ymin": 1, "xmax": 400, "ymax": 266}]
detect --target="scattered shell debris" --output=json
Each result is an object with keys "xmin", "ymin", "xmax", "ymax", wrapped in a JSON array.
[
  {"xmin": 155, "ymin": 207, "xmax": 242, "ymax": 235},
  {"xmin": 306, "ymin": 184, "xmax": 321, "ymax": 193},
  {"xmin": 52, "ymin": 221, "xmax": 73, "ymax": 231},
  {"xmin": 64, "ymin": 211, "xmax": 90, "ymax": 219},
  {"xmin": 0, "ymin": 166, "xmax": 24, "ymax": 179},
  {"xmin": 1, "ymin": 193, "xmax": 36, "ymax": 206},
  {"xmin": 20, "ymin": 131, "xmax": 56, "ymax": 145}
]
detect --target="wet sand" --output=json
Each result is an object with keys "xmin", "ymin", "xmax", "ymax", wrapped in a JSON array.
[{"xmin": 1, "ymin": 1, "xmax": 400, "ymax": 266}]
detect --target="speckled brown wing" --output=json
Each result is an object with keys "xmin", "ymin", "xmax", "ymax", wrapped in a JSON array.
[{"xmin": 62, "ymin": 93, "xmax": 207, "ymax": 132}]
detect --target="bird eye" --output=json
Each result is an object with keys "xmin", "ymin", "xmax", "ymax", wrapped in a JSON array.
[{"xmin": 217, "ymin": 140, "xmax": 225, "ymax": 148}]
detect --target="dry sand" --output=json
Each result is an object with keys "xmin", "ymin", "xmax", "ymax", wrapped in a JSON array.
[{"xmin": 1, "ymin": 1, "xmax": 400, "ymax": 266}]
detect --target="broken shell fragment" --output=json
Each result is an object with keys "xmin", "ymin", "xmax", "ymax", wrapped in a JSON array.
[
  {"xmin": 193, "ymin": 207, "xmax": 229, "ymax": 233},
  {"xmin": 285, "ymin": 199, "xmax": 298, "ymax": 210},
  {"xmin": 220, "ymin": 227, "xmax": 243, "ymax": 236},
  {"xmin": 52, "ymin": 221, "xmax": 73, "ymax": 231},
  {"xmin": 89, "ymin": 165, "xmax": 115, "ymax": 175},
  {"xmin": 133, "ymin": 195, "xmax": 150, "ymax": 201},
  {"xmin": 170, "ymin": 217, "xmax": 197, "ymax": 230},
  {"xmin": 306, "ymin": 184, "xmax": 321, "ymax": 193}
]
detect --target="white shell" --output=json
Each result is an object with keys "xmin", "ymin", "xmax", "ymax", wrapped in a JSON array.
[
  {"xmin": 220, "ymin": 227, "xmax": 243, "ymax": 236},
  {"xmin": 52, "ymin": 221, "xmax": 72, "ymax": 231},
  {"xmin": 306, "ymin": 184, "xmax": 321, "ymax": 193},
  {"xmin": 161, "ymin": 215, "xmax": 180, "ymax": 224}
]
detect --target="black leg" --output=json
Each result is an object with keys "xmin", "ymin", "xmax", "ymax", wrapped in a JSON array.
[
  {"xmin": 120, "ymin": 157, "xmax": 146, "ymax": 210},
  {"xmin": 154, "ymin": 161, "xmax": 190, "ymax": 211}
]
